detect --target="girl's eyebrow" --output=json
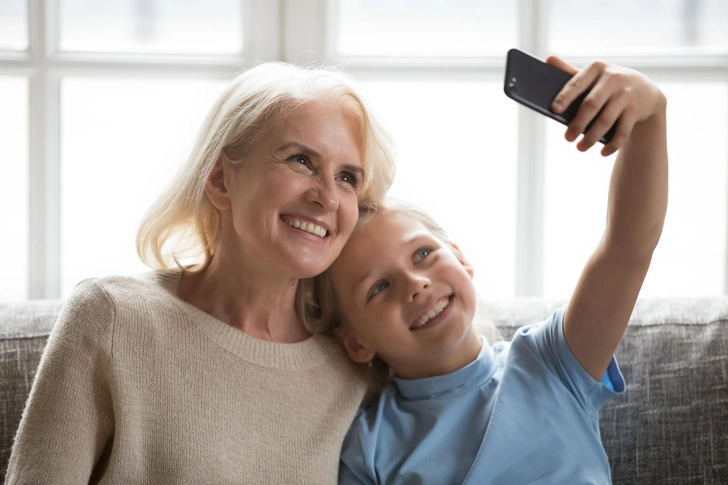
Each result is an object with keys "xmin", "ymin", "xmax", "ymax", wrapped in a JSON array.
[{"xmin": 354, "ymin": 270, "xmax": 374, "ymax": 294}]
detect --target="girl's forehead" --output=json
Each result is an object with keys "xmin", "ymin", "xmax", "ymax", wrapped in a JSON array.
[{"xmin": 345, "ymin": 212, "xmax": 433, "ymax": 257}]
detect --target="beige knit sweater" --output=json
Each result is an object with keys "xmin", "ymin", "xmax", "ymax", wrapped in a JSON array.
[{"xmin": 5, "ymin": 271, "xmax": 366, "ymax": 484}]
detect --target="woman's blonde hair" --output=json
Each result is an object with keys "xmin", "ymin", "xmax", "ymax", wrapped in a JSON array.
[
  {"xmin": 307, "ymin": 199, "xmax": 502, "ymax": 396},
  {"xmin": 137, "ymin": 62, "xmax": 396, "ymax": 272}
]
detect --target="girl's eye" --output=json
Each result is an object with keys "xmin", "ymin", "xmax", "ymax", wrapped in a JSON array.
[
  {"xmin": 413, "ymin": 247, "xmax": 432, "ymax": 263},
  {"xmin": 368, "ymin": 281, "xmax": 389, "ymax": 300}
]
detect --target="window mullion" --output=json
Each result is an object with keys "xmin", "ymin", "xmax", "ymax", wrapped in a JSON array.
[
  {"xmin": 514, "ymin": 0, "xmax": 549, "ymax": 297},
  {"xmin": 28, "ymin": 0, "xmax": 60, "ymax": 299},
  {"xmin": 282, "ymin": 0, "xmax": 327, "ymax": 65},
  {"xmin": 248, "ymin": 0, "xmax": 282, "ymax": 62}
]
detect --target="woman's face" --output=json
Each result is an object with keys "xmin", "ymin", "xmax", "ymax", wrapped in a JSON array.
[{"xmin": 216, "ymin": 100, "xmax": 364, "ymax": 279}]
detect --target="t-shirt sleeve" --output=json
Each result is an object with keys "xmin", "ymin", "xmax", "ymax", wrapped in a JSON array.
[
  {"xmin": 514, "ymin": 306, "xmax": 625, "ymax": 415},
  {"xmin": 339, "ymin": 409, "xmax": 377, "ymax": 485},
  {"xmin": 4, "ymin": 279, "xmax": 116, "ymax": 484}
]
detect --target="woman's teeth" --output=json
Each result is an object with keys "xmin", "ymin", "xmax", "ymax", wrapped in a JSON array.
[
  {"xmin": 285, "ymin": 219, "xmax": 327, "ymax": 238},
  {"xmin": 413, "ymin": 299, "xmax": 449, "ymax": 328}
]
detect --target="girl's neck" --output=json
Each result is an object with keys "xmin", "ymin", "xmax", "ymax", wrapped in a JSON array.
[{"xmin": 394, "ymin": 327, "xmax": 483, "ymax": 380}]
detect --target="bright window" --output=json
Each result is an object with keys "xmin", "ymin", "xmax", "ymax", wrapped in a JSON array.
[
  {"xmin": 59, "ymin": 78, "xmax": 227, "ymax": 295},
  {"xmin": 0, "ymin": 0, "xmax": 27, "ymax": 50},
  {"xmin": 334, "ymin": 0, "xmax": 517, "ymax": 58},
  {"xmin": 359, "ymin": 80, "xmax": 518, "ymax": 299},
  {"xmin": 0, "ymin": 77, "xmax": 28, "ymax": 300},
  {"xmin": 2, "ymin": 0, "xmax": 727, "ymax": 300},
  {"xmin": 59, "ymin": 0, "xmax": 244, "ymax": 54}
]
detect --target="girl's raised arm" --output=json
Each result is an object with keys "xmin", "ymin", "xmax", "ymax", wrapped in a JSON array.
[{"xmin": 547, "ymin": 56, "xmax": 668, "ymax": 381}]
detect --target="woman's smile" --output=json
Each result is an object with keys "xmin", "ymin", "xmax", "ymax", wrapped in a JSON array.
[{"xmin": 281, "ymin": 215, "xmax": 331, "ymax": 241}]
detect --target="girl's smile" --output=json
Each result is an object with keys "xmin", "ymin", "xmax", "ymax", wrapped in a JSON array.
[
  {"xmin": 331, "ymin": 210, "xmax": 482, "ymax": 380},
  {"xmin": 411, "ymin": 295, "xmax": 453, "ymax": 330}
]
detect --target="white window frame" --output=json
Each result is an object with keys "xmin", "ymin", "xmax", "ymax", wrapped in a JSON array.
[
  {"xmin": 0, "ymin": 0, "xmax": 280, "ymax": 299},
  {"xmin": 2, "ymin": 0, "xmax": 728, "ymax": 299}
]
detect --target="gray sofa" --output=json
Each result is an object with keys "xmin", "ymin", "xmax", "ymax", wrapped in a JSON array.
[{"xmin": 1, "ymin": 298, "xmax": 727, "ymax": 483}]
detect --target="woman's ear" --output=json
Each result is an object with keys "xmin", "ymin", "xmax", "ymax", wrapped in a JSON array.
[
  {"xmin": 336, "ymin": 328, "xmax": 376, "ymax": 364},
  {"xmin": 451, "ymin": 243, "xmax": 474, "ymax": 279},
  {"xmin": 205, "ymin": 156, "xmax": 232, "ymax": 211}
]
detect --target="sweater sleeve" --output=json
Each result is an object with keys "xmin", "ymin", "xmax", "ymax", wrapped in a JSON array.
[{"xmin": 5, "ymin": 279, "xmax": 116, "ymax": 484}]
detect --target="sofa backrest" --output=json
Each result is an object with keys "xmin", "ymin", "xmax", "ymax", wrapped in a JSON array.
[
  {"xmin": 0, "ymin": 300, "xmax": 63, "ymax": 483},
  {"xmin": 487, "ymin": 298, "xmax": 728, "ymax": 485},
  {"xmin": 1, "ymin": 298, "xmax": 727, "ymax": 484}
]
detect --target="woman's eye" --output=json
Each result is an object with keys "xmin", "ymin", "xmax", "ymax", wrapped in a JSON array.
[
  {"xmin": 413, "ymin": 248, "xmax": 432, "ymax": 263},
  {"xmin": 338, "ymin": 171, "xmax": 360, "ymax": 188},
  {"xmin": 289, "ymin": 155, "xmax": 310, "ymax": 167},
  {"xmin": 369, "ymin": 281, "xmax": 389, "ymax": 299}
]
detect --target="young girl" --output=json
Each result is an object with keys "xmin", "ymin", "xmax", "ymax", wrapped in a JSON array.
[{"xmin": 310, "ymin": 55, "xmax": 668, "ymax": 484}]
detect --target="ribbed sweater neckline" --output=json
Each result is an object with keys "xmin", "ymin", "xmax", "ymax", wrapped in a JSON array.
[{"xmin": 150, "ymin": 269, "xmax": 338, "ymax": 370}]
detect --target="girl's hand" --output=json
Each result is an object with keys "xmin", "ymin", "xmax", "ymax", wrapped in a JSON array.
[{"xmin": 547, "ymin": 55, "xmax": 667, "ymax": 157}]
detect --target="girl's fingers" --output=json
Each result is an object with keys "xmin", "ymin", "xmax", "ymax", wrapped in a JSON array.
[
  {"xmin": 550, "ymin": 60, "xmax": 605, "ymax": 114},
  {"xmin": 545, "ymin": 55, "xmax": 578, "ymax": 75},
  {"xmin": 575, "ymin": 96, "xmax": 624, "ymax": 151},
  {"xmin": 600, "ymin": 112, "xmax": 638, "ymax": 157},
  {"xmin": 564, "ymin": 74, "xmax": 613, "ymax": 142}
]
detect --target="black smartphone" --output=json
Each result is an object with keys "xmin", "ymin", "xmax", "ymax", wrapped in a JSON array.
[{"xmin": 503, "ymin": 48, "xmax": 616, "ymax": 144}]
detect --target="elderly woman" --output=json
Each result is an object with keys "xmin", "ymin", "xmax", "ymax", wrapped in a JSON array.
[{"xmin": 5, "ymin": 63, "xmax": 396, "ymax": 484}]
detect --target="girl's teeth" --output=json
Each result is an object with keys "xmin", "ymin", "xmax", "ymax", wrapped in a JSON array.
[
  {"xmin": 284, "ymin": 219, "xmax": 327, "ymax": 238},
  {"xmin": 415, "ymin": 299, "xmax": 449, "ymax": 327}
]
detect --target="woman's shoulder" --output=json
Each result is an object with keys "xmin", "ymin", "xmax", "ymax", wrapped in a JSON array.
[
  {"xmin": 90, "ymin": 268, "xmax": 179, "ymax": 295},
  {"xmin": 63, "ymin": 270, "xmax": 181, "ymax": 324}
]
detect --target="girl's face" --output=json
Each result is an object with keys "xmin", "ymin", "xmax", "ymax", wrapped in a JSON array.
[
  {"xmin": 331, "ymin": 211, "xmax": 482, "ymax": 380},
  {"xmin": 209, "ymin": 100, "xmax": 364, "ymax": 279}
]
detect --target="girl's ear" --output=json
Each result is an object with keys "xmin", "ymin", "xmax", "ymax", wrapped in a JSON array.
[
  {"xmin": 451, "ymin": 243, "xmax": 474, "ymax": 279},
  {"xmin": 336, "ymin": 328, "xmax": 376, "ymax": 364},
  {"xmin": 205, "ymin": 156, "xmax": 232, "ymax": 211}
]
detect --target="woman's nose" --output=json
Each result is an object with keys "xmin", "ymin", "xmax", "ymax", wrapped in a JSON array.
[{"xmin": 306, "ymin": 179, "xmax": 339, "ymax": 212}]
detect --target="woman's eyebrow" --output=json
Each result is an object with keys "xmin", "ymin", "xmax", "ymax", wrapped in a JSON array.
[
  {"xmin": 342, "ymin": 164, "xmax": 365, "ymax": 179},
  {"xmin": 275, "ymin": 143, "xmax": 365, "ymax": 178},
  {"xmin": 275, "ymin": 142, "xmax": 321, "ymax": 158}
]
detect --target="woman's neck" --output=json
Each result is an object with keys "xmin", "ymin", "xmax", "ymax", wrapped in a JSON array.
[{"xmin": 177, "ymin": 250, "xmax": 311, "ymax": 344}]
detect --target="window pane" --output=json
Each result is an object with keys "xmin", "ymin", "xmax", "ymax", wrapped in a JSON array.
[
  {"xmin": 60, "ymin": 77, "xmax": 228, "ymax": 297},
  {"xmin": 549, "ymin": 0, "xmax": 728, "ymax": 56},
  {"xmin": 0, "ymin": 0, "xmax": 27, "ymax": 50},
  {"xmin": 59, "ymin": 0, "xmax": 243, "ymax": 54},
  {"xmin": 641, "ymin": 82, "xmax": 728, "ymax": 297},
  {"xmin": 334, "ymin": 0, "xmax": 517, "ymax": 58},
  {"xmin": 358, "ymin": 80, "xmax": 519, "ymax": 299},
  {"xmin": 544, "ymin": 81, "xmax": 728, "ymax": 298},
  {"xmin": 0, "ymin": 77, "xmax": 28, "ymax": 300}
]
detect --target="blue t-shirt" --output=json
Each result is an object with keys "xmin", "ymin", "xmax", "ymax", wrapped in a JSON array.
[{"xmin": 339, "ymin": 307, "xmax": 625, "ymax": 485}]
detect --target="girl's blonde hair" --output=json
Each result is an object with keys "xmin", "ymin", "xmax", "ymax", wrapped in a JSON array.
[
  {"xmin": 307, "ymin": 199, "xmax": 502, "ymax": 395},
  {"xmin": 136, "ymin": 62, "xmax": 396, "ymax": 316}
]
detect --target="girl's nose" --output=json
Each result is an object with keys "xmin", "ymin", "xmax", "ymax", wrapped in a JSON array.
[{"xmin": 406, "ymin": 273, "xmax": 431, "ymax": 302}]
